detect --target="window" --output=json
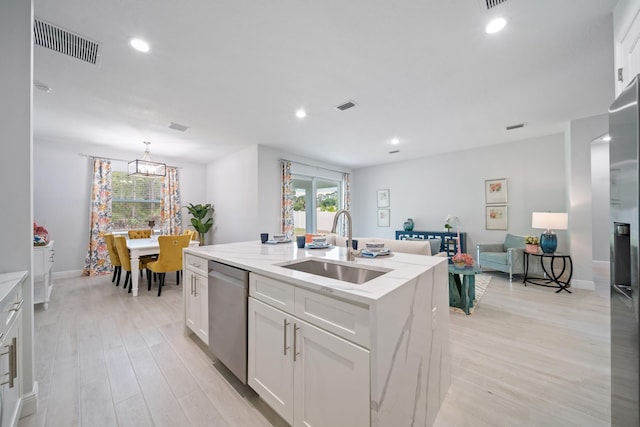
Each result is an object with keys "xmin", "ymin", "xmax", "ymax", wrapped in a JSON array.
[
  {"xmin": 292, "ymin": 175, "xmax": 341, "ymax": 234},
  {"xmin": 111, "ymin": 171, "xmax": 162, "ymax": 231}
]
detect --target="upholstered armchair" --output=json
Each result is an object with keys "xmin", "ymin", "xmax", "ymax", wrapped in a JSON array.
[{"xmin": 476, "ymin": 233, "xmax": 527, "ymax": 281}]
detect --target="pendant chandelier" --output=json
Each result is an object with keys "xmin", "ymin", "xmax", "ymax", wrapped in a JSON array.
[{"xmin": 128, "ymin": 141, "xmax": 166, "ymax": 177}]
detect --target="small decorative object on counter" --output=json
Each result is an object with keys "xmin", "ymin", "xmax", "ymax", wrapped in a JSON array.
[
  {"xmin": 524, "ymin": 235, "xmax": 540, "ymax": 254},
  {"xmin": 403, "ymin": 218, "xmax": 414, "ymax": 231}
]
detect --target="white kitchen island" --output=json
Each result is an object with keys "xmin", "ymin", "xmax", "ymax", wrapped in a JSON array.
[{"xmin": 183, "ymin": 241, "xmax": 451, "ymax": 427}]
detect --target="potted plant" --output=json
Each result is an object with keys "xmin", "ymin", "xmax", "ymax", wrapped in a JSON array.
[
  {"xmin": 524, "ymin": 235, "xmax": 540, "ymax": 254},
  {"xmin": 186, "ymin": 203, "xmax": 214, "ymax": 246}
]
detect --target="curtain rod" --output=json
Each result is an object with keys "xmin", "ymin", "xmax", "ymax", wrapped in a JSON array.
[
  {"xmin": 284, "ymin": 159, "xmax": 350, "ymax": 175},
  {"xmin": 78, "ymin": 153, "xmax": 181, "ymax": 169}
]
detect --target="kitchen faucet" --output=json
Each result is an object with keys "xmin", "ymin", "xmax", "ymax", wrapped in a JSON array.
[{"xmin": 331, "ymin": 209, "xmax": 354, "ymax": 261}]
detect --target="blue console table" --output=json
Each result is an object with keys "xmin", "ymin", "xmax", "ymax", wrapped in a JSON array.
[{"xmin": 395, "ymin": 230, "xmax": 466, "ymax": 260}]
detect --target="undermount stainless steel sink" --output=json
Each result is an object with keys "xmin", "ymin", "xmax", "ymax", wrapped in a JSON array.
[{"xmin": 281, "ymin": 259, "xmax": 390, "ymax": 285}]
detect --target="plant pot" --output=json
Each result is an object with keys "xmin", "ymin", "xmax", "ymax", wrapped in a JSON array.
[{"xmin": 525, "ymin": 244, "xmax": 539, "ymax": 254}]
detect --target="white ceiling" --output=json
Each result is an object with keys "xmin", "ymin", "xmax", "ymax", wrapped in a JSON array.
[{"xmin": 32, "ymin": 0, "xmax": 617, "ymax": 169}]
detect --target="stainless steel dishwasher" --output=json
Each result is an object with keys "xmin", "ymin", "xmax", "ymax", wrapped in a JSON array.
[{"xmin": 208, "ymin": 260, "xmax": 250, "ymax": 383}]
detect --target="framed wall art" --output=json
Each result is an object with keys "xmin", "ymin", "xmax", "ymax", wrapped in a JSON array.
[
  {"xmin": 485, "ymin": 178, "xmax": 507, "ymax": 204},
  {"xmin": 486, "ymin": 205, "xmax": 508, "ymax": 230},
  {"xmin": 377, "ymin": 209, "xmax": 390, "ymax": 227},
  {"xmin": 377, "ymin": 189, "xmax": 390, "ymax": 208}
]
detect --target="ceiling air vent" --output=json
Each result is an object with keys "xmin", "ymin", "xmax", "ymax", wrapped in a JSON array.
[
  {"xmin": 483, "ymin": 0, "xmax": 507, "ymax": 10},
  {"xmin": 168, "ymin": 122, "xmax": 189, "ymax": 132},
  {"xmin": 34, "ymin": 18, "xmax": 100, "ymax": 65},
  {"xmin": 506, "ymin": 123, "xmax": 525, "ymax": 130},
  {"xmin": 336, "ymin": 100, "xmax": 357, "ymax": 111}
]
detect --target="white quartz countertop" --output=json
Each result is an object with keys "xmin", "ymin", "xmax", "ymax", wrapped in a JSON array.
[
  {"xmin": 184, "ymin": 241, "xmax": 446, "ymax": 305},
  {"xmin": 0, "ymin": 271, "xmax": 27, "ymax": 303}
]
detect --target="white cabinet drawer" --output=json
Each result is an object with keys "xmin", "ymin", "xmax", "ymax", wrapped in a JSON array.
[
  {"xmin": 0, "ymin": 284, "xmax": 22, "ymax": 330},
  {"xmin": 184, "ymin": 254, "xmax": 208, "ymax": 276},
  {"xmin": 249, "ymin": 273, "xmax": 295, "ymax": 313},
  {"xmin": 294, "ymin": 288, "xmax": 369, "ymax": 348}
]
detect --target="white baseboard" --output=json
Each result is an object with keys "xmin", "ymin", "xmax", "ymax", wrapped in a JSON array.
[
  {"xmin": 592, "ymin": 260, "xmax": 609, "ymax": 269},
  {"xmin": 571, "ymin": 279, "xmax": 595, "ymax": 290},
  {"xmin": 52, "ymin": 270, "xmax": 83, "ymax": 279},
  {"xmin": 20, "ymin": 381, "xmax": 38, "ymax": 418}
]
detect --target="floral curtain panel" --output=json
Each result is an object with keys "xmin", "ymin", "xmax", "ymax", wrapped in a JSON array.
[
  {"xmin": 160, "ymin": 166, "xmax": 182, "ymax": 235},
  {"xmin": 281, "ymin": 160, "xmax": 294, "ymax": 236},
  {"xmin": 83, "ymin": 158, "xmax": 112, "ymax": 276},
  {"xmin": 341, "ymin": 173, "xmax": 351, "ymax": 236}
]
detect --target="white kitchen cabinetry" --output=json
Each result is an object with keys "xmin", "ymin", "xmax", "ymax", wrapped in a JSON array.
[
  {"xmin": 184, "ymin": 254, "xmax": 209, "ymax": 344},
  {"xmin": 248, "ymin": 274, "xmax": 370, "ymax": 427},
  {"xmin": 0, "ymin": 272, "xmax": 25, "ymax": 427},
  {"xmin": 33, "ymin": 240, "xmax": 54, "ymax": 309}
]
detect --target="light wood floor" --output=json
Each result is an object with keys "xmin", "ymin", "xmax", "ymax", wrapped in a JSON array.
[{"xmin": 18, "ymin": 268, "xmax": 610, "ymax": 427}]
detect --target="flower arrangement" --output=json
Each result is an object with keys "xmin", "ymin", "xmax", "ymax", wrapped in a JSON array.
[
  {"xmin": 452, "ymin": 252, "xmax": 474, "ymax": 268},
  {"xmin": 524, "ymin": 235, "xmax": 539, "ymax": 245}
]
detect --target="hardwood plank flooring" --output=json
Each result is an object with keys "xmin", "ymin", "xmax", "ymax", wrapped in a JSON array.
[{"xmin": 18, "ymin": 267, "xmax": 610, "ymax": 427}]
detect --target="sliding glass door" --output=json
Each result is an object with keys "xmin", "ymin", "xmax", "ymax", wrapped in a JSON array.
[{"xmin": 292, "ymin": 175, "xmax": 341, "ymax": 234}]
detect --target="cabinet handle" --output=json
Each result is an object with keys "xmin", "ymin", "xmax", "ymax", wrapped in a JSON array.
[
  {"xmin": 283, "ymin": 319, "xmax": 290, "ymax": 355},
  {"xmin": 193, "ymin": 277, "xmax": 198, "ymax": 297},
  {"xmin": 190, "ymin": 276, "xmax": 194, "ymax": 296},
  {"xmin": 10, "ymin": 337, "xmax": 16, "ymax": 383},
  {"xmin": 293, "ymin": 323, "xmax": 300, "ymax": 362},
  {"xmin": 0, "ymin": 339, "xmax": 14, "ymax": 388}
]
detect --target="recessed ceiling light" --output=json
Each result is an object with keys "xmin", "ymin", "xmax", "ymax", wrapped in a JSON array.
[
  {"xmin": 485, "ymin": 17, "xmax": 507, "ymax": 34},
  {"xmin": 295, "ymin": 109, "xmax": 307, "ymax": 119},
  {"xmin": 130, "ymin": 38, "xmax": 150, "ymax": 53},
  {"xmin": 391, "ymin": 138, "xmax": 400, "ymax": 145}
]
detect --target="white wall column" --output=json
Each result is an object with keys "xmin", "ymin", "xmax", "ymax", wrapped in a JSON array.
[{"xmin": 0, "ymin": 0, "xmax": 37, "ymax": 416}]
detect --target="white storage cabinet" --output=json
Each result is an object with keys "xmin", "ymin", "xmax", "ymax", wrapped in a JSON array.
[
  {"xmin": 183, "ymin": 253, "xmax": 209, "ymax": 344},
  {"xmin": 33, "ymin": 240, "xmax": 54, "ymax": 309},
  {"xmin": 248, "ymin": 273, "xmax": 370, "ymax": 427}
]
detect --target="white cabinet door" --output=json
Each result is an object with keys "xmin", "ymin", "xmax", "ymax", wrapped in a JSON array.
[
  {"xmin": 294, "ymin": 320, "xmax": 370, "ymax": 427},
  {"xmin": 185, "ymin": 269, "xmax": 208, "ymax": 344},
  {"xmin": 185, "ymin": 269, "xmax": 198, "ymax": 332},
  {"xmin": 248, "ymin": 298, "xmax": 294, "ymax": 424},
  {"xmin": 0, "ymin": 312, "xmax": 21, "ymax": 427},
  {"xmin": 196, "ymin": 272, "xmax": 208, "ymax": 343}
]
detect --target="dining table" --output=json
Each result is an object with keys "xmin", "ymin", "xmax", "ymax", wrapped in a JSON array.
[{"xmin": 126, "ymin": 237, "xmax": 200, "ymax": 296}]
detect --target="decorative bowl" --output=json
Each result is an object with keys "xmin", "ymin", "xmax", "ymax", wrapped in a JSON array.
[
  {"xmin": 312, "ymin": 236, "xmax": 327, "ymax": 245},
  {"xmin": 273, "ymin": 234, "xmax": 287, "ymax": 241},
  {"xmin": 365, "ymin": 242, "xmax": 385, "ymax": 252}
]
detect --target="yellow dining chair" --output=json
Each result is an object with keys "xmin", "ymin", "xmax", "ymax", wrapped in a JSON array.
[
  {"xmin": 183, "ymin": 229, "xmax": 198, "ymax": 241},
  {"xmin": 146, "ymin": 234, "xmax": 191, "ymax": 296},
  {"xmin": 127, "ymin": 229, "xmax": 152, "ymax": 239},
  {"xmin": 104, "ymin": 234, "xmax": 122, "ymax": 286}
]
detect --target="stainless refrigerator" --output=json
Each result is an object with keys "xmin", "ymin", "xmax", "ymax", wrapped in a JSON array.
[{"xmin": 610, "ymin": 74, "xmax": 640, "ymax": 426}]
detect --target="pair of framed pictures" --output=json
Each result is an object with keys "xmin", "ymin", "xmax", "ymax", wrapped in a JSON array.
[
  {"xmin": 376, "ymin": 189, "xmax": 390, "ymax": 227},
  {"xmin": 485, "ymin": 178, "xmax": 507, "ymax": 230}
]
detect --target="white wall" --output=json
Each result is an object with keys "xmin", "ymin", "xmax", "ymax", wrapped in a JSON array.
[
  {"xmin": 207, "ymin": 144, "xmax": 350, "ymax": 244},
  {"xmin": 591, "ymin": 139, "xmax": 611, "ymax": 262},
  {"xmin": 33, "ymin": 139, "xmax": 207, "ymax": 273},
  {"xmin": 206, "ymin": 145, "xmax": 260, "ymax": 244},
  {"xmin": 352, "ymin": 134, "xmax": 567, "ymax": 256},
  {"xmin": 566, "ymin": 114, "xmax": 609, "ymax": 286}
]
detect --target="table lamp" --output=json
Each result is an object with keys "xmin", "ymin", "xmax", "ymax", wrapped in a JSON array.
[{"xmin": 531, "ymin": 212, "xmax": 568, "ymax": 253}]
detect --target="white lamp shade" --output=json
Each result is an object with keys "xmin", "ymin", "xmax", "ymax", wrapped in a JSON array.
[{"xmin": 531, "ymin": 212, "xmax": 568, "ymax": 231}]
